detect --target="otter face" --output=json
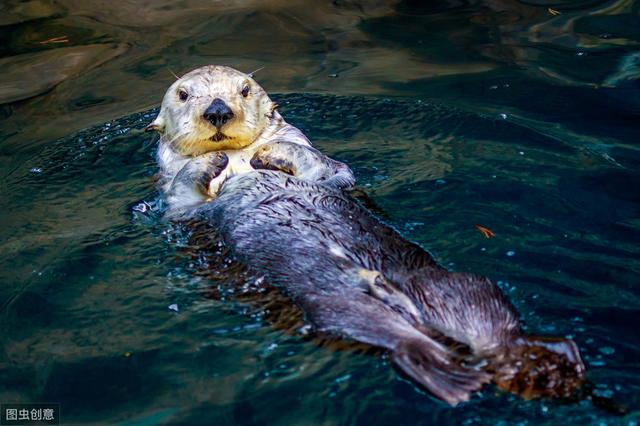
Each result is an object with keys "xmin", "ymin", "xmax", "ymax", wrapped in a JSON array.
[{"xmin": 148, "ymin": 65, "xmax": 276, "ymax": 156}]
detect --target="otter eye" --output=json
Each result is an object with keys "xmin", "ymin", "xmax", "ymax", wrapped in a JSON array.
[
  {"xmin": 178, "ymin": 89, "xmax": 189, "ymax": 102},
  {"xmin": 241, "ymin": 85, "xmax": 250, "ymax": 98}
]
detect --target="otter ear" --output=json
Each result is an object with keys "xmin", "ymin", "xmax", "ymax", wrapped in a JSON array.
[
  {"xmin": 145, "ymin": 115, "xmax": 165, "ymax": 133},
  {"xmin": 270, "ymin": 101, "xmax": 279, "ymax": 116}
]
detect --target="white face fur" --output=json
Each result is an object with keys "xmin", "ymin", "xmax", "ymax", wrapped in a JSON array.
[{"xmin": 148, "ymin": 65, "xmax": 276, "ymax": 156}]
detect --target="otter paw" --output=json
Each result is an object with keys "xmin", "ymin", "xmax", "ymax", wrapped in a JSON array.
[
  {"xmin": 250, "ymin": 149, "xmax": 295, "ymax": 176},
  {"xmin": 195, "ymin": 152, "xmax": 229, "ymax": 193}
]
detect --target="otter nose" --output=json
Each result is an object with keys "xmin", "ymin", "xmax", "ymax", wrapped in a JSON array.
[{"xmin": 203, "ymin": 98, "xmax": 234, "ymax": 128}]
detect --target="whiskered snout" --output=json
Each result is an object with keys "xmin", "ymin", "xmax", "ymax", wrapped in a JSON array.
[
  {"xmin": 204, "ymin": 98, "xmax": 234, "ymax": 129},
  {"xmin": 153, "ymin": 65, "xmax": 282, "ymax": 152}
]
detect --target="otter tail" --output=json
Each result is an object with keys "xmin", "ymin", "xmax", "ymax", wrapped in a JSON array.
[
  {"xmin": 492, "ymin": 335, "xmax": 586, "ymax": 400},
  {"xmin": 392, "ymin": 337, "xmax": 491, "ymax": 405}
]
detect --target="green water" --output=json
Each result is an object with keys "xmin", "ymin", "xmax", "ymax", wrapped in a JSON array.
[{"xmin": 1, "ymin": 1, "xmax": 639, "ymax": 425}]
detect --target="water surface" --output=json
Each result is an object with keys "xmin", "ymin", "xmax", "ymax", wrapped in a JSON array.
[{"xmin": 1, "ymin": 1, "xmax": 639, "ymax": 424}]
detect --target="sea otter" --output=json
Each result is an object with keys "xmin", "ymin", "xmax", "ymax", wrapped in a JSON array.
[
  {"xmin": 149, "ymin": 66, "xmax": 586, "ymax": 405},
  {"xmin": 146, "ymin": 65, "xmax": 354, "ymax": 216}
]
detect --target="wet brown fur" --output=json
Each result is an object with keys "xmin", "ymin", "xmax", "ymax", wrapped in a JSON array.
[{"xmin": 175, "ymin": 176, "xmax": 584, "ymax": 406}]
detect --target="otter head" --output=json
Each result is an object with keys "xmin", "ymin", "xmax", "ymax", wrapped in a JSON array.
[{"xmin": 147, "ymin": 65, "xmax": 277, "ymax": 156}]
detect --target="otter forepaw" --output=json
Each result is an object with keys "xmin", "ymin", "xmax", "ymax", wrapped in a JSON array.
[
  {"xmin": 195, "ymin": 152, "xmax": 229, "ymax": 193},
  {"xmin": 250, "ymin": 147, "xmax": 295, "ymax": 176},
  {"xmin": 168, "ymin": 151, "xmax": 229, "ymax": 211}
]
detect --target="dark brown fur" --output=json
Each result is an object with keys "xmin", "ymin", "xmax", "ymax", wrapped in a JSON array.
[{"xmin": 186, "ymin": 170, "xmax": 586, "ymax": 405}]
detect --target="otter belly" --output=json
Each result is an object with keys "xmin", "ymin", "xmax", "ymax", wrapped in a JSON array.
[{"xmin": 193, "ymin": 171, "xmax": 585, "ymax": 405}]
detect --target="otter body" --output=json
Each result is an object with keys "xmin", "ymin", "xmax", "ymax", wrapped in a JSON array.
[
  {"xmin": 191, "ymin": 171, "xmax": 585, "ymax": 405},
  {"xmin": 150, "ymin": 65, "xmax": 585, "ymax": 405}
]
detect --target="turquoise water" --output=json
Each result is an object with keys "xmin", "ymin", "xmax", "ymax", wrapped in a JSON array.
[{"xmin": 1, "ymin": 1, "xmax": 640, "ymax": 424}]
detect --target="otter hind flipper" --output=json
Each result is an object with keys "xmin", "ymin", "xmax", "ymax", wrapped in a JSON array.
[
  {"xmin": 300, "ymin": 290, "xmax": 489, "ymax": 406},
  {"xmin": 355, "ymin": 268, "xmax": 490, "ymax": 404},
  {"xmin": 360, "ymin": 269, "xmax": 423, "ymax": 324},
  {"xmin": 392, "ymin": 337, "xmax": 491, "ymax": 406}
]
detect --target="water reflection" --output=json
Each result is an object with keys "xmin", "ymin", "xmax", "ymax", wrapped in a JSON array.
[
  {"xmin": 1, "ymin": 0, "xmax": 639, "ymax": 424},
  {"xmin": 1, "ymin": 0, "xmax": 638, "ymax": 153}
]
